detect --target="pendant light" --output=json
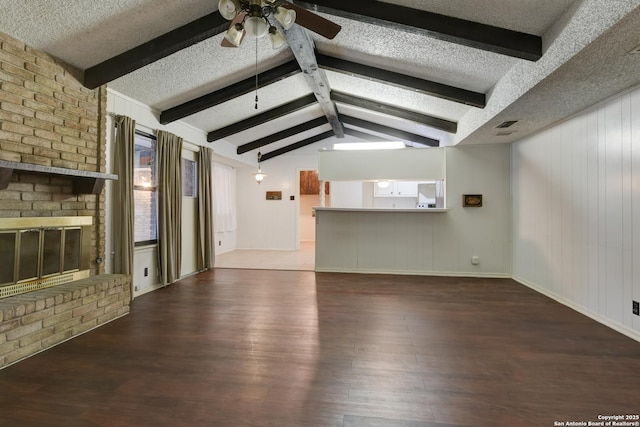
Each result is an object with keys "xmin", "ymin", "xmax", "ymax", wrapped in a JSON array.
[{"xmin": 253, "ymin": 151, "xmax": 267, "ymax": 183}]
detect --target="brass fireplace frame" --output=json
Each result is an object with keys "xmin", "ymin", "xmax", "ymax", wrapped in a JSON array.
[{"xmin": 0, "ymin": 216, "xmax": 92, "ymax": 299}]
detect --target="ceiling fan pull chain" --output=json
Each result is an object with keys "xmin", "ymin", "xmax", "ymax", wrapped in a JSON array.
[{"xmin": 254, "ymin": 36, "xmax": 259, "ymax": 109}]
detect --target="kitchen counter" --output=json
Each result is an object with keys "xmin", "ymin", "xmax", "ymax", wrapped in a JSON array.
[
  {"xmin": 314, "ymin": 207, "xmax": 447, "ymax": 213},
  {"xmin": 314, "ymin": 207, "xmax": 448, "ymax": 275}
]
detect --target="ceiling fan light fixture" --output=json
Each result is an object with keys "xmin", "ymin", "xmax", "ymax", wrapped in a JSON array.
[
  {"xmin": 245, "ymin": 16, "xmax": 269, "ymax": 39},
  {"xmin": 218, "ymin": 0, "xmax": 240, "ymax": 20},
  {"xmin": 224, "ymin": 23, "xmax": 245, "ymax": 47},
  {"xmin": 269, "ymin": 26, "xmax": 287, "ymax": 49},
  {"xmin": 274, "ymin": 6, "xmax": 296, "ymax": 30}
]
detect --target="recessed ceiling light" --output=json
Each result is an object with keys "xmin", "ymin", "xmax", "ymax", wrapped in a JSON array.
[{"xmin": 496, "ymin": 131, "xmax": 515, "ymax": 136}]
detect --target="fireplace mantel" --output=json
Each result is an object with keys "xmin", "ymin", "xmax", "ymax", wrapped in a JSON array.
[{"xmin": 0, "ymin": 160, "xmax": 118, "ymax": 195}]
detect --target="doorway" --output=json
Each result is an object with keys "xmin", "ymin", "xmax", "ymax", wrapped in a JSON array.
[{"xmin": 299, "ymin": 170, "xmax": 329, "ymax": 244}]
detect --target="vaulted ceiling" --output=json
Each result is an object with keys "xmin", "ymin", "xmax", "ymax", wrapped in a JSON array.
[{"xmin": 1, "ymin": 0, "xmax": 639, "ymax": 163}]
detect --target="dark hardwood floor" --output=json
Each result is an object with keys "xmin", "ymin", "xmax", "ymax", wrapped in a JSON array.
[{"xmin": 1, "ymin": 269, "xmax": 639, "ymax": 427}]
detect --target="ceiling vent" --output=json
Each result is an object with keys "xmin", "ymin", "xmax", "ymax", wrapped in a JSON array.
[{"xmin": 495, "ymin": 120, "xmax": 518, "ymax": 128}]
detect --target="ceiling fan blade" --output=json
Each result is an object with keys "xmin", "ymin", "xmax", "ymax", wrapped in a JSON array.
[
  {"xmin": 281, "ymin": 1, "xmax": 341, "ymax": 39},
  {"xmin": 221, "ymin": 11, "xmax": 247, "ymax": 47}
]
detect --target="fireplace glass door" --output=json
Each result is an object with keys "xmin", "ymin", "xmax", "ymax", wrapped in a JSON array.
[
  {"xmin": 0, "ymin": 232, "xmax": 16, "ymax": 285},
  {"xmin": 18, "ymin": 230, "xmax": 40, "ymax": 282}
]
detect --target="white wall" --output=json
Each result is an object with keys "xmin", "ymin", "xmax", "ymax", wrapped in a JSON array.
[
  {"xmin": 316, "ymin": 144, "xmax": 512, "ymax": 276},
  {"xmin": 299, "ymin": 195, "xmax": 318, "ymax": 242},
  {"xmin": 236, "ymin": 154, "xmax": 319, "ymax": 249},
  {"xmin": 512, "ymin": 86, "xmax": 640, "ymax": 340},
  {"xmin": 442, "ymin": 144, "xmax": 512, "ymax": 275}
]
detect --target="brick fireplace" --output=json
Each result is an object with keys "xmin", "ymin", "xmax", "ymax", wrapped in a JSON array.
[
  {"xmin": 0, "ymin": 31, "xmax": 130, "ymax": 367},
  {"xmin": 0, "ymin": 216, "xmax": 92, "ymax": 298}
]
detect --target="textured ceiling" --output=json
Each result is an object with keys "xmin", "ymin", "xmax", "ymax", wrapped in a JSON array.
[{"xmin": 0, "ymin": 0, "xmax": 639, "ymax": 160}]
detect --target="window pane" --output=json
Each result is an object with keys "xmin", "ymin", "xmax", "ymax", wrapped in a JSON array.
[
  {"xmin": 134, "ymin": 133, "xmax": 156, "ymax": 188},
  {"xmin": 134, "ymin": 132, "xmax": 158, "ymax": 244},
  {"xmin": 182, "ymin": 159, "xmax": 197, "ymax": 198},
  {"xmin": 134, "ymin": 189, "xmax": 158, "ymax": 243}
]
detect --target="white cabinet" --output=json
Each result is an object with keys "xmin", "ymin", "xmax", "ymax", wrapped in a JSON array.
[
  {"xmin": 374, "ymin": 181, "xmax": 418, "ymax": 197},
  {"xmin": 395, "ymin": 181, "xmax": 418, "ymax": 197}
]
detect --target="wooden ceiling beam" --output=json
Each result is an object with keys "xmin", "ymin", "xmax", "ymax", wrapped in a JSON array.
[
  {"xmin": 341, "ymin": 115, "xmax": 440, "ymax": 147},
  {"xmin": 331, "ymin": 91, "xmax": 457, "ymax": 133},
  {"xmin": 207, "ymin": 94, "xmax": 317, "ymax": 142},
  {"xmin": 283, "ymin": 24, "xmax": 344, "ymax": 137},
  {"xmin": 343, "ymin": 128, "xmax": 391, "ymax": 142},
  {"xmin": 84, "ymin": 12, "xmax": 229, "ymax": 89},
  {"xmin": 295, "ymin": 0, "xmax": 542, "ymax": 61},
  {"xmin": 236, "ymin": 116, "xmax": 328, "ymax": 154},
  {"xmin": 160, "ymin": 60, "xmax": 301, "ymax": 124},
  {"xmin": 260, "ymin": 131, "xmax": 335, "ymax": 161},
  {"xmin": 318, "ymin": 54, "xmax": 485, "ymax": 108}
]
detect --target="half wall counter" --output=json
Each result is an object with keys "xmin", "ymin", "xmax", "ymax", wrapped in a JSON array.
[{"xmin": 314, "ymin": 207, "xmax": 448, "ymax": 274}]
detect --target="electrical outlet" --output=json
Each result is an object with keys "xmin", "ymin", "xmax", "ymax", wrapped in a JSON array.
[
  {"xmin": 144, "ymin": 267, "xmax": 148, "ymax": 277},
  {"xmin": 134, "ymin": 286, "xmax": 139, "ymax": 292},
  {"xmin": 633, "ymin": 300, "xmax": 639, "ymax": 316},
  {"xmin": 471, "ymin": 256, "xmax": 480, "ymax": 265}
]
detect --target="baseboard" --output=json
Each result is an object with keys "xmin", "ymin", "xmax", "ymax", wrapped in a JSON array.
[
  {"xmin": 313, "ymin": 267, "xmax": 511, "ymax": 279},
  {"xmin": 513, "ymin": 275, "xmax": 640, "ymax": 343}
]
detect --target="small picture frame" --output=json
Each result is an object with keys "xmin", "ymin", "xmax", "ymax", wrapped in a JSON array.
[
  {"xmin": 463, "ymin": 194, "xmax": 482, "ymax": 207},
  {"xmin": 266, "ymin": 191, "xmax": 282, "ymax": 200}
]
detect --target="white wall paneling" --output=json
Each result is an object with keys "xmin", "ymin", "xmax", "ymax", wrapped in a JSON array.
[
  {"xmin": 512, "ymin": 85, "xmax": 640, "ymax": 340},
  {"xmin": 316, "ymin": 144, "xmax": 512, "ymax": 276},
  {"xmin": 132, "ymin": 245, "xmax": 160, "ymax": 297}
]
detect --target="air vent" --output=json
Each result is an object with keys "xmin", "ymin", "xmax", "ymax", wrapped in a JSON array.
[{"xmin": 495, "ymin": 120, "xmax": 518, "ymax": 129}]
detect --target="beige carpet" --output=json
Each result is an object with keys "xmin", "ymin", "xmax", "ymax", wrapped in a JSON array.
[{"xmin": 214, "ymin": 241, "xmax": 315, "ymax": 271}]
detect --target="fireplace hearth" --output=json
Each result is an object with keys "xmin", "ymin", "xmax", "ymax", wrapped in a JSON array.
[{"xmin": 0, "ymin": 217, "xmax": 92, "ymax": 299}]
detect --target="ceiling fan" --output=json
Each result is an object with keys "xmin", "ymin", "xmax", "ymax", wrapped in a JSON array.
[{"xmin": 218, "ymin": 0, "xmax": 341, "ymax": 48}]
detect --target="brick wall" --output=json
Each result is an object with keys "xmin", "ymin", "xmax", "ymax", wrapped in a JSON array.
[
  {"xmin": 0, "ymin": 31, "xmax": 107, "ymax": 276},
  {"xmin": 0, "ymin": 274, "xmax": 131, "ymax": 368}
]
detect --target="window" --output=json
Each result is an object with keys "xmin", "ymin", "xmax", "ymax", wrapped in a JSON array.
[
  {"xmin": 212, "ymin": 162, "xmax": 237, "ymax": 232},
  {"xmin": 182, "ymin": 158, "xmax": 198, "ymax": 198},
  {"xmin": 133, "ymin": 131, "xmax": 158, "ymax": 246}
]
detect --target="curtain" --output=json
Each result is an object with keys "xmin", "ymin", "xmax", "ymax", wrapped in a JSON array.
[
  {"xmin": 212, "ymin": 162, "xmax": 237, "ymax": 233},
  {"xmin": 157, "ymin": 130, "xmax": 182, "ymax": 285},
  {"xmin": 113, "ymin": 115, "xmax": 135, "ymax": 280},
  {"xmin": 197, "ymin": 147, "xmax": 215, "ymax": 270}
]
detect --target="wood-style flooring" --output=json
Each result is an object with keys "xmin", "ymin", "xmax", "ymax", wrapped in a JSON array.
[{"xmin": 1, "ymin": 269, "xmax": 639, "ymax": 427}]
